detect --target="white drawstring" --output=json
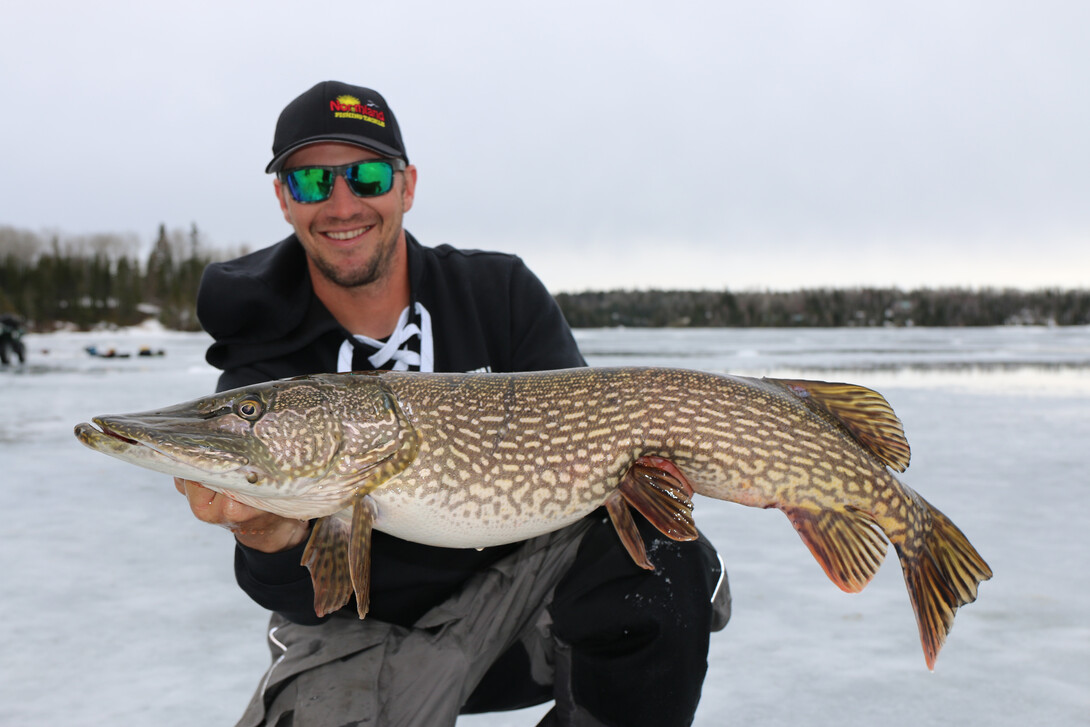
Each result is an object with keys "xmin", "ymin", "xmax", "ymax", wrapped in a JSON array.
[{"xmin": 337, "ymin": 303, "xmax": 434, "ymax": 372}]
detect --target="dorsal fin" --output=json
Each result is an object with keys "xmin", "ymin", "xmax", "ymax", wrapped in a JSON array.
[{"xmin": 766, "ymin": 378, "xmax": 911, "ymax": 472}]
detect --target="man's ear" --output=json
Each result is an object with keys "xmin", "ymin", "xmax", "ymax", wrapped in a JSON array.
[
  {"xmin": 400, "ymin": 164, "xmax": 418, "ymax": 213},
  {"xmin": 274, "ymin": 178, "xmax": 292, "ymax": 224}
]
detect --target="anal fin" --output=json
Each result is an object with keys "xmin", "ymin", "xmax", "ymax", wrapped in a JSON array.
[{"xmin": 782, "ymin": 505, "xmax": 888, "ymax": 593}]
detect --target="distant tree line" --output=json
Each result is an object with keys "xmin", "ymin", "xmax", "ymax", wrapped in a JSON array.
[
  {"xmin": 0, "ymin": 224, "xmax": 245, "ymax": 332},
  {"xmin": 555, "ymin": 287, "xmax": 1090, "ymax": 328},
  {"xmin": 3, "ymin": 223, "xmax": 1088, "ymax": 330}
]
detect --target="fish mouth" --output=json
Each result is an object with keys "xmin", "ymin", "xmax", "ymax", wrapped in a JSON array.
[
  {"xmin": 74, "ymin": 418, "xmax": 248, "ymax": 477},
  {"xmin": 74, "ymin": 420, "xmax": 135, "ymax": 449},
  {"xmin": 87, "ymin": 420, "xmax": 139, "ymax": 445}
]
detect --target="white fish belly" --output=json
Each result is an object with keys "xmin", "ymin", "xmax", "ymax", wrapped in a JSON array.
[{"xmin": 368, "ymin": 490, "xmax": 596, "ymax": 548}]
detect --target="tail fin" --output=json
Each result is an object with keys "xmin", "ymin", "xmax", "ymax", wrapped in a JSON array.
[{"xmin": 899, "ymin": 499, "xmax": 993, "ymax": 670}]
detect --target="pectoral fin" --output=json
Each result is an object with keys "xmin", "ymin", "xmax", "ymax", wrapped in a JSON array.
[
  {"xmin": 300, "ymin": 495, "xmax": 376, "ymax": 619},
  {"xmin": 349, "ymin": 495, "xmax": 375, "ymax": 619},
  {"xmin": 301, "ymin": 513, "xmax": 353, "ymax": 618}
]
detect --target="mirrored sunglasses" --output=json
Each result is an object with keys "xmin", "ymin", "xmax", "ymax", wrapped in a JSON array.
[{"xmin": 278, "ymin": 158, "xmax": 407, "ymax": 204}]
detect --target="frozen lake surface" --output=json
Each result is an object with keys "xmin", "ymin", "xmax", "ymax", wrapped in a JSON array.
[{"xmin": 1, "ymin": 324, "xmax": 1088, "ymax": 726}]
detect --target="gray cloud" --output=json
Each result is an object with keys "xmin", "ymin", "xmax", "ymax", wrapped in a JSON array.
[{"xmin": 2, "ymin": 0, "xmax": 1086, "ymax": 291}]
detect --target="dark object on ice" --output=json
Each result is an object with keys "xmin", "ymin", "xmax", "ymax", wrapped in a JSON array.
[
  {"xmin": 85, "ymin": 344, "xmax": 166, "ymax": 359},
  {"xmin": 85, "ymin": 346, "xmax": 130, "ymax": 359},
  {"xmin": 0, "ymin": 314, "xmax": 27, "ymax": 365}
]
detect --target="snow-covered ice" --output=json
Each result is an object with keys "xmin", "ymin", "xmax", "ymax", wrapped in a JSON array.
[{"xmin": 1, "ymin": 326, "xmax": 1087, "ymax": 726}]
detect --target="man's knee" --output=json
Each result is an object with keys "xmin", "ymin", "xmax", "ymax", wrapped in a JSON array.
[{"xmin": 546, "ymin": 514, "xmax": 725, "ymax": 726}]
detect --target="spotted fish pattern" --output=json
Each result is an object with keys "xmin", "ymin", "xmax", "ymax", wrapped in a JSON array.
[{"xmin": 75, "ymin": 366, "xmax": 991, "ymax": 669}]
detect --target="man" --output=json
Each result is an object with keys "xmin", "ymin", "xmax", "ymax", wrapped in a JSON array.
[
  {"xmin": 0, "ymin": 313, "xmax": 26, "ymax": 365},
  {"xmin": 178, "ymin": 81, "xmax": 729, "ymax": 726}
]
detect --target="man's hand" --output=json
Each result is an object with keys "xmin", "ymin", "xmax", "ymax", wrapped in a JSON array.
[{"xmin": 174, "ymin": 478, "xmax": 311, "ymax": 553}]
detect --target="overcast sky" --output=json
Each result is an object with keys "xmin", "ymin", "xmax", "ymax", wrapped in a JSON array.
[{"xmin": 2, "ymin": 1, "xmax": 1087, "ymax": 292}]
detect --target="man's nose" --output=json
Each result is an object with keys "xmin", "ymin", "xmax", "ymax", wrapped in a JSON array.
[{"xmin": 325, "ymin": 176, "xmax": 361, "ymax": 216}]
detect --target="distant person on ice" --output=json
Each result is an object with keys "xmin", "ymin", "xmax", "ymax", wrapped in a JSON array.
[
  {"xmin": 174, "ymin": 81, "xmax": 729, "ymax": 726},
  {"xmin": 0, "ymin": 314, "xmax": 27, "ymax": 365}
]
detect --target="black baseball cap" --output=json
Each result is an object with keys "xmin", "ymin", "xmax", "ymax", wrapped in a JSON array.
[{"xmin": 266, "ymin": 81, "xmax": 408, "ymax": 173}]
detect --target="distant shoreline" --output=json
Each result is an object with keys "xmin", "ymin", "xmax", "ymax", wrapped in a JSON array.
[
  {"xmin": 3, "ymin": 228, "xmax": 1085, "ymax": 331},
  {"xmin": 555, "ymin": 286, "xmax": 1090, "ymax": 328},
  {"xmin": 7, "ymin": 286, "xmax": 1090, "ymax": 333}
]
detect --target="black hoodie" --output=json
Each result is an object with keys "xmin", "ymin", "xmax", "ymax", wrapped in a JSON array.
[{"xmin": 196, "ymin": 232, "xmax": 585, "ymax": 625}]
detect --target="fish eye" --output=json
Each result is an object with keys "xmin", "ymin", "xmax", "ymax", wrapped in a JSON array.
[{"xmin": 235, "ymin": 398, "xmax": 264, "ymax": 421}]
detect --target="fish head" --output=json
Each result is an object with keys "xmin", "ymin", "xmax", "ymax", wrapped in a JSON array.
[{"xmin": 74, "ymin": 373, "xmax": 416, "ymax": 515}]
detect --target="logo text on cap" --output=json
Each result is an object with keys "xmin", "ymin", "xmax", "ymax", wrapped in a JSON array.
[{"xmin": 330, "ymin": 95, "xmax": 386, "ymax": 127}]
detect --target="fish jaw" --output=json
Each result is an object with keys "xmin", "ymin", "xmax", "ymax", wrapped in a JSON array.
[
  {"xmin": 75, "ymin": 418, "xmax": 254, "ymax": 484},
  {"xmin": 73, "ymin": 373, "xmax": 423, "ymax": 519},
  {"xmin": 74, "ymin": 417, "xmax": 363, "ymax": 518}
]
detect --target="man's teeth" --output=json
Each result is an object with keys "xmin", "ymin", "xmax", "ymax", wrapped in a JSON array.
[{"xmin": 327, "ymin": 226, "xmax": 371, "ymax": 241}]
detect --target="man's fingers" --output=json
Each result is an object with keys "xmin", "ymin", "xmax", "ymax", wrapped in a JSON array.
[
  {"xmin": 175, "ymin": 478, "xmax": 244, "ymax": 524},
  {"xmin": 171, "ymin": 476, "xmax": 310, "ymax": 552}
]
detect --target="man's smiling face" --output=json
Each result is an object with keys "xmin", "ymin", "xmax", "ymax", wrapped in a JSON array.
[{"xmin": 275, "ymin": 142, "xmax": 416, "ymax": 289}]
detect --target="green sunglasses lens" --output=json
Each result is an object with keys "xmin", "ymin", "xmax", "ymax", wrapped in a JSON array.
[
  {"xmin": 283, "ymin": 161, "xmax": 395, "ymax": 202},
  {"xmin": 346, "ymin": 161, "xmax": 394, "ymax": 196},
  {"xmin": 285, "ymin": 168, "xmax": 334, "ymax": 203}
]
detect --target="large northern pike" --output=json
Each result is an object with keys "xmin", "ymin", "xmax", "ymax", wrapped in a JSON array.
[{"xmin": 74, "ymin": 367, "xmax": 991, "ymax": 669}]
